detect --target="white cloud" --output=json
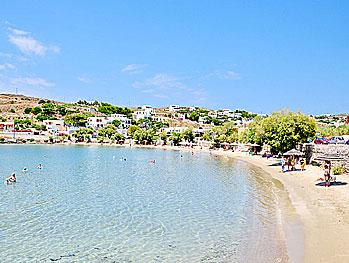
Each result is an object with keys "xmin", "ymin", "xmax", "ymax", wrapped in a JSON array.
[
  {"xmin": 8, "ymin": 27, "xmax": 30, "ymax": 35},
  {"xmin": 5, "ymin": 63, "xmax": 15, "ymax": 69},
  {"xmin": 7, "ymin": 26, "xmax": 59, "ymax": 56},
  {"xmin": 224, "ymin": 71, "xmax": 241, "ymax": 79},
  {"xmin": 0, "ymin": 63, "xmax": 16, "ymax": 70},
  {"xmin": 141, "ymin": 89, "xmax": 155, "ymax": 94},
  {"xmin": 121, "ymin": 64, "xmax": 147, "ymax": 74},
  {"xmin": 0, "ymin": 52, "xmax": 13, "ymax": 58},
  {"xmin": 50, "ymin": 45, "xmax": 61, "ymax": 54},
  {"xmin": 153, "ymin": 94, "xmax": 169, "ymax": 99},
  {"xmin": 132, "ymin": 73, "xmax": 207, "ymax": 103},
  {"xmin": 139, "ymin": 73, "xmax": 185, "ymax": 90},
  {"xmin": 9, "ymin": 34, "xmax": 47, "ymax": 55},
  {"xmin": 77, "ymin": 77, "xmax": 90, "ymax": 83},
  {"xmin": 11, "ymin": 77, "xmax": 55, "ymax": 87}
]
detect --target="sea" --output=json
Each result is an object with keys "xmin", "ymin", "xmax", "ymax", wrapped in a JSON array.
[{"xmin": 0, "ymin": 145, "xmax": 289, "ymax": 262}]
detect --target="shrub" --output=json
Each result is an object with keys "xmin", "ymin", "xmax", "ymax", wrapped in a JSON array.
[
  {"xmin": 38, "ymin": 99, "xmax": 46, "ymax": 104},
  {"xmin": 30, "ymin": 138, "xmax": 35, "ymax": 142},
  {"xmin": 9, "ymin": 109, "xmax": 15, "ymax": 113},
  {"xmin": 22, "ymin": 139, "xmax": 26, "ymax": 143},
  {"xmin": 333, "ymin": 164, "xmax": 346, "ymax": 175},
  {"xmin": 24, "ymin": 107, "xmax": 32, "ymax": 114},
  {"xmin": 0, "ymin": 137, "xmax": 5, "ymax": 142}
]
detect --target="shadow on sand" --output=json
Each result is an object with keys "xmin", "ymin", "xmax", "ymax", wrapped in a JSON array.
[{"xmin": 316, "ymin": 181, "xmax": 348, "ymax": 187}]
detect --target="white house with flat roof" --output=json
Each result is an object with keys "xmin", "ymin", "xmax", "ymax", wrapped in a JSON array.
[
  {"xmin": 169, "ymin": 105, "xmax": 180, "ymax": 112},
  {"xmin": 87, "ymin": 115, "xmax": 132, "ymax": 130},
  {"xmin": 141, "ymin": 105, "xmax": 154, "ymax": 115}
]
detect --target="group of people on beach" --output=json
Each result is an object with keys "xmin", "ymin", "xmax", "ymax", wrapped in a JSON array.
[
  {"xmin": 281, "ymin": 156, "xmax": 306, "ymax": 172},
  {"xmin": 4, "ymin": 164, "xmax": 43, "ymax": 185}
]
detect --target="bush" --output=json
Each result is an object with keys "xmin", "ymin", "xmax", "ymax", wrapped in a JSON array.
[
  {"xmin": 38, "ymin": 99, "xmax": 46, "ymax": 104},
  {"xmin": 30, "ymin": 138, "xmax": 35, "ymax": 142},
  {"xmin": 22, "ymin": 139, "xmax": 26, "ymax": 143},
  {"xmin": 9, "ymin": 109, "xmax": 15, "ymax": 113},
  {"xmin": 333, "ymin": 164, "xmax": 346, "ymax": 175},
  {"xmin": 0, "ymin": 137, "xmax": 5, "ymax": 142}
]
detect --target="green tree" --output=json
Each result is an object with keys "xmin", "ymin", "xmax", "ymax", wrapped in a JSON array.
[
  {"xmin": 129, "ymin": 125, "xmax": 141, "ymax": 136},
  {"xmin": 188, "ymin": 112, "xmax": 199, "ymax": 122},
  {"xmin": 112, "ymin": 133, "xmax": 125, "ymax": 143},
  {"xmin": 98, "ymin": 125, "xmax": 117, "ymax": 138},
  {"xmin": 170, "ymin": 132, "xmax": 182, "ymax": 146},
  {"xmin": 243, "ymin": 109, "xmax": 316, "ymax": 153},
  {"xmin": 24, "ymin": 107, "xmax": 32, "ymax": 114},
  {"xmin": 181, "ymin": 127, "xmax": 195, "ymax": 142},
  {"xmin": 112, "ymin": 119, "xmax": 121, "ymax": 127},
  {"xmin": 160, "ymin": 131, "xmax": 167, "ymax": 145},
  {"xmin": 64, "ymin": 114, "xmax": 87, "ymax": 125},
  {"xmin": 31, "ymin": 107, "xmax": 42, "ymax": 115}
]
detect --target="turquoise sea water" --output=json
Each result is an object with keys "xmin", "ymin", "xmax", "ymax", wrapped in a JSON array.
[{"xmin": 0, "ymin": 145, "xmax": 288, "ymax": 262}]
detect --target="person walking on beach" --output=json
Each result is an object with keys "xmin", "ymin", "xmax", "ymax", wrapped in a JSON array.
[
  {"xmin": 287, "ymin": 157, "xmax": 292, "ymax": 171},
  {"xmin": 300, "ymin": 158, "xmax": 306, "ymax": 171},
  {"xmin": 324, "ymin": 164, "xmax": 330, "ymax": 187},
  {"xmin": 281, "ymin": 156, "xmax": 285, "ymax": 173}
]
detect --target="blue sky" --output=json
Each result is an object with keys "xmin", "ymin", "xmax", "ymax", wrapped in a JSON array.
[{"xmin": 0, "ymin": 1, "xmax": 348, "ymax": 114}]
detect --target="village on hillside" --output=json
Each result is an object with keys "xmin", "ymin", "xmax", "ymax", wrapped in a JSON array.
[{"xmin": 0, "ymin": 94, "xmax": 348, "ymax": 147}]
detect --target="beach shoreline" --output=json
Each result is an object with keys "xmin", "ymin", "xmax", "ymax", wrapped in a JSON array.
[{"xmin": 126, "ymin": 144, "xmax": 349, "ymax": 263}]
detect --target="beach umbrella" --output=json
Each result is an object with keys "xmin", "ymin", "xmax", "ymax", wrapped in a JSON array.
[
  {"xmin": 250, "ymin": 143, "xmax": 259, "ymax": 147},
  {"xmin": 230, "ymin": 142, "xmax": 239, "ymax": 146},
  {"xmin": 283, "ymin": 149, "xmax": 304, "ymax": 156}
]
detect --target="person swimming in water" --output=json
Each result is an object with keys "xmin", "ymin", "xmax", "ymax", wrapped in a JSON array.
[
  {"xmin": 37, "ymin": 164, "xmax": 43, "ymax": 169},
  {"xmin": 23, "ymin": 167, "xmax": 28, "ymax": 172},
  {"xmin": 150, "ymin": 160, "xmax": 155, "ymax": 164},
  {"xmin": 5, "ymin": 173, "xmax": 16, "ymax": 184}
]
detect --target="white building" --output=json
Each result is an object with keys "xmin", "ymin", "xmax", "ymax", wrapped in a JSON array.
[
  {"xmin": 189, "ymin": 107, "xmax": 196, "ymax": 112},
  {"xmin": 208, "ymin": 111, "xmax": 217, "ymax": 118},
  {"xmin": 141, "ymin": 105, "xmax": 154, "ymax": 115},
  {"xmin": 133, "ymin": 111, "xmax": 149, "ymax": 122},
  {"xmin": 43, "ymin": 120, "xmax": 67, "ymax": 134},
  {"xmin": 87, "ymin": 115, "xmax": 132, "ymax": 130},
  {"xmin": 169, "ymin": 105, "xmax": 180, "ymax": 112}
]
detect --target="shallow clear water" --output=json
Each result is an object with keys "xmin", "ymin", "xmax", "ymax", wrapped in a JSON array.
[{"xmin": 0, "ymin": 145, "xmax": 288, "ymax": 262}]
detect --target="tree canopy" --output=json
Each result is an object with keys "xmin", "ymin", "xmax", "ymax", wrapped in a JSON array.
[{"xmin": 240, "ymin": 109, "xmax": 316, "ymax": 153}]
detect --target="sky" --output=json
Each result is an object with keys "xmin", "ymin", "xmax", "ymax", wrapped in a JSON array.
[{"xmin": 0, "ymin": 1, "xmax": 348, "ymax": 114}]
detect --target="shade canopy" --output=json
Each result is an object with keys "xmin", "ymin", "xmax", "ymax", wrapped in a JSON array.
[
  {"xmin": 283, "ymin": 149, "xmax": 304, "ymax": 156},
  {"xmin": 250, "ymin": 143, "xmax": 260, "ymax": 147},
  {"xmin": 314, "ymin": 154, "xmax": 347, "ymax": 162},
  {"xmin": 230, "ymin": 142, "xmax": 239, "ymax": 146}
]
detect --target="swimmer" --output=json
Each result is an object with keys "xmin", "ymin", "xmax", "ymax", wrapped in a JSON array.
[
  {"xmin": 98, "ymin": 156, "xmax": 100, "ymax": 159},
  {"xmin": 4, "ymin": 173, "xmax": 16, "ymax": 184},
  {"xmin": 37, "ymin": 164, "xmax": 43, "ymax": 169},
  {"xmin": 113, "ymin": 156, "xmax": 115, "ymax": 159},
  {"xmin": 180, "ymin": 155, "xmax": 183, "ymax": 158},
  {"xmin": 44, "ymin": 155, "xmax": 46, "ymax": 157},
  {"xmin": 23, "ymin": 167, "xmax": 28, "ymax": 172},
  {"xmin": 150, "ymin": 160, "xmax": 155, "ymax": 164}
]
